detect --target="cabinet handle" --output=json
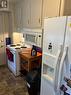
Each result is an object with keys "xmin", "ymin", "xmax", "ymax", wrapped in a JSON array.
[
  {"xmin": 1, "ymin": 40, "xmax": 4, "ymax": 42},
  {"xmin": 0, "ymin": 40, "xmax": 3, "ymax": 42},
  {"xmin": 39, "ymin": 18, "xmax": 40, "ymax": 24},
  {"xmin": 28, "ymin": 20, "xmax": 29, "ymax": 24},
  {"xmin": 1, "ymin": 45, "xmax": 3, "ymax": 48}
]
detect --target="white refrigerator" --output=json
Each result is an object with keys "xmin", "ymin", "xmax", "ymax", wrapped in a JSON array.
[{"xmin": 40, "ymin": 16, "xmax": 71, "ymax": 95}]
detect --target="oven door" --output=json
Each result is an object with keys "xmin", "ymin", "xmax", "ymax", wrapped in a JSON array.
[{"xmin": 7, "ymin": 49, "xmax": 17, "ymax": 76}]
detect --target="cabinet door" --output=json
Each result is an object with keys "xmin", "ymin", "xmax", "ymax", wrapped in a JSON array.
[
  {"xmin": 3, "ymin": 13, "xmax": 9, "ymax": 39},
  {"xmin": 14, "ymin": 2, "xmax": 22, "ymax": 30},
  {"xmin": 3, "ymin": 13, "xmax": 10, "ymax": 63},
  {"xmin": 42, "ymin": 0, "xmax": 60, "ymax": 17},
  {"xmin": 30, "ymin": 0, "xmax": 42, "ymax": 28},
  {"xmin": 0, "ymin": 12, "xmax": 10, "ymax": 65},
  {"xmin": 21, "ymin": 0, "xmax": 30, "ymax": 28},
  {"xmin": 0, "ymin": 13, "xmax": 5, "ymax": 65},
  {"xmin": 60, "ymin": 0, "xmax": 71, "ymax": 16},
  {"xmin": 0, "ymin": 45, "xmax": 5, "ymax": 65}
]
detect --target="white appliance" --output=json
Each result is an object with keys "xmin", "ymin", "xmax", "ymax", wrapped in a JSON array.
[
  {"xmin": 6, "ymin": 44, "xmax": 30, "ymax": 76},
  {"xmin": 40, "ymin": 16, "xmax": 71, "ymax": 95},
  {"xmin": 23, "ymin": 28, "xmax": 42, "ymax": 48}
]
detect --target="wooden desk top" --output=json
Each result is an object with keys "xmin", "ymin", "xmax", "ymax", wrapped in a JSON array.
[{"xmin": 19, "ymin": 48, "xmax": 42, "ymax": 61}]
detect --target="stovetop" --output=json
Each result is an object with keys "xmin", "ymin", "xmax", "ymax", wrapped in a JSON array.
[
  {"xmin": 10, "ymin": 44, "xmax": 27, "ymax": 49},
  {"xmin": 7, "ymin": 43, "xmax": 31, "ymax": 52},
  {"xmin": 15, "ymin": 46, "xmax": 27, "ymax": 49}
]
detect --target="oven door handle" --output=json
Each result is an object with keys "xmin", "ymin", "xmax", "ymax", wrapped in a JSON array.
[{"xmin": 10, "ymin": 50, "xmax": 15, "ymax": 54}]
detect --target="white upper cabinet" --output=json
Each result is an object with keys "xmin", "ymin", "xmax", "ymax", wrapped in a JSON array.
[
  {"xmin": 3, "ymin": 12, "xmax": 10, "ymax": 38},
  {"xmin": 14, "ymin": 1, "xmax": 22, "ymax": 30},
  {"xmin": 42, "ymin": 0, "xmax": 71, "ymax": 27},
  {"xmin": 42, "ymin": 0, "xmax": 60, "ymax": 18},
  {"xmin": 60, "ymin": 0, "xmax": 71, "ymax": 16},
  {"xmin": 21, "ymin": 0, "xmax": 42, "ymax": 28},
  {"xmin": 13, "ymin": 0, "xmax": 71, "ymax": 29},
  {"xmin": 14, "ymin": 0, "xmax": 42, "ymax": 28},
  {"xmin": 21, "ymin": 0, "xmax": 30, "ymax": 28},
  {"xmin": 30, "ymin": 0, "xmax": 42, "ymax": 28},
  {"xmin": 42, "ymin": 0, "xmax": 71, "ymax": 18}
]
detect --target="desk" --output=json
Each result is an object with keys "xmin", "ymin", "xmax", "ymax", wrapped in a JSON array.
[{"xmin": 19, "ymin": 48, "xmax": 42, "ymax": 72}]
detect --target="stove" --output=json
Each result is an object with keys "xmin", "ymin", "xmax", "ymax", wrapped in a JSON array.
[
  {"xmin": 6, "ymin": 43, "xmax": 31, "ymax": 76},
  {"xmin": 7, "ymin": 44, "xmax": 30, "ymax": 51}
]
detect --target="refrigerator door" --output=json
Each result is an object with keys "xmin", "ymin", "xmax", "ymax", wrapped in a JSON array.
[
  {"xmin": 64, "ymin": 16, "xmax": 71, "ymax": 78},
  {"xmin": 57, "ymin": 16, "xmax": 71, "ymax": 95},
  {"xmin": 57, "ymin": 47, "xmax": 69, "ymax": 93},
  {"xmin": 65, "ymin": 16, "xmax": 71, "ymax": 71},
  {"xmin": 43, "ymin": 16, "xmax": 67, "ymax": 55},
  {"xmin": 41, "ymin": 16, "xmax": 67, "ymax": 95}
]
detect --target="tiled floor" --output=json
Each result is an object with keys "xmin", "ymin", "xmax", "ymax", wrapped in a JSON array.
[{"xmin": 0, "ymin": 66, "xmax": 29, "ymax": 95}]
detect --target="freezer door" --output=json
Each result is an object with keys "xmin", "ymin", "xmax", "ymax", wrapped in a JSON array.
[
  {"xmin": 57, "ymin": 47, "xmax": 71, "ymax": 95},
  {"xmin": 43, "ymin": 16, "xmax": 67, "ymax": 56},
  {"xmin": 41, "ymin": 16, "xmax": 68, "ymax": 95},
  {"xmin": 40, "ymin": 77, "xmax": 56, "ymax": 95}
]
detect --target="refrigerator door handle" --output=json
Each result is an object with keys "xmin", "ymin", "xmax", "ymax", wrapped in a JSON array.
[
  {"xmin": 54, "ymin": 45, "xmax": 63, "ymax": 91},
  {"xmin": 57, "ymin": 47, "xmax": 68, "ymax": 91}
]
